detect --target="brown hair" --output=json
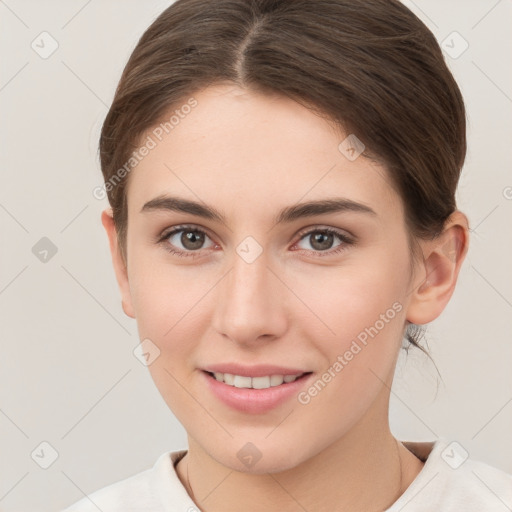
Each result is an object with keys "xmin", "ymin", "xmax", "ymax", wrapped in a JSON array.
[{"xmin": 99, "ymin": 0, "xmax": 466, "ymax": 354}]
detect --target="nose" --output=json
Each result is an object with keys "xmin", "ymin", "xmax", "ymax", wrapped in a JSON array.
[{"xmin": 210, "ymin": 247, "xmax": 288, "ymax": 346}]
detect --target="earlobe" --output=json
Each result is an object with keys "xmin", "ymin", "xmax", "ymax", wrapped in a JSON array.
[
  {"xmin": 406, "ymin": 211, "xmax": 469, "ymax": 325},
  {"xmin": 101, "ymin": 209, "xmax": 136, "ymax": 319}
]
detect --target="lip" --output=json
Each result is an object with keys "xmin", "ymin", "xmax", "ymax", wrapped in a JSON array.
[
  {"xmin": 202, "ymin": 363, "xmax": 308, "ymax": 378},
  {"xmin": 201, "ymin": 369, "xmax": 314, "ymax": 414}
]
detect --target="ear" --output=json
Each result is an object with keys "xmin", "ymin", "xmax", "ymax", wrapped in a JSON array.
[
  {"xmin": 101, "ymin": 208, "xmax": 135, "ymax": 319},
  {"xmin": 406, "ymin": 210, "xmax": 469, "ymax": 325}
]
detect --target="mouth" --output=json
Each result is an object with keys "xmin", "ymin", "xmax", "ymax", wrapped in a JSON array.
[
  {"xmin": 203, "ymin": 370, "xmax": 313, "ymax": 389},
  {"xmin": 200, "ymin": 364, "xmax": 315, "ymax": 413}
]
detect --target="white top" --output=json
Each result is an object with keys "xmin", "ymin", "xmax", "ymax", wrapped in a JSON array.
[{"xmin": 61, "ymin": 438, "xmax": 512, "ymax": 511}]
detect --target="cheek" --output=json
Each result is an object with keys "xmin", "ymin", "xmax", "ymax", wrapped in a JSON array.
[
  {"xmin": 126, "ymin": 249, "xmax": 209, "ymax": 355},
  {"xmin": 295, "ymin": 247, "xmax": 409, "ymax": 416},
  {"xmin": 296, "ymin": 250, "xmax": 408, "ymax": 348},
  {"xmin": 127, "ymin": 257, "xmax": 213, "ymax": 418},
  {"xmin": 128, "ymin": 245, "xmax": 208, "ymax": 325}
]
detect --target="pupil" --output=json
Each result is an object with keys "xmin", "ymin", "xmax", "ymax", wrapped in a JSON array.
[
  {"xmin": 182, "ymin": 231, "xmax": 204, "ymax": 250},
  {"xmin": 312, "ymin": 232, "xmax": 333, "ymax": 251}
]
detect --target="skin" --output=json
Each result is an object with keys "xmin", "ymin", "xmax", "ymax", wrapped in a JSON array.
[{"xmin": 102, "ymin": 84, "xmax": 469, "ymax": 512}]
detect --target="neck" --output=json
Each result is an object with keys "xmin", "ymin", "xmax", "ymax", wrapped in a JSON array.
[{"xmin": 176, "ymin": 419, "xmax": 424, "ymax": 512}]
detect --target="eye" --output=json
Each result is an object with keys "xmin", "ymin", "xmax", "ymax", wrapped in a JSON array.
[
  {"xmin": 294, "ymin": 227, "xmax": 354, "ymax": 256},
  {"xmin": 157, "ymin": 225, "xmax": 354, "ymax": 259},
  {"xmin": 158, "ymin": 225, "xmax": 216, "ymax": 258}
]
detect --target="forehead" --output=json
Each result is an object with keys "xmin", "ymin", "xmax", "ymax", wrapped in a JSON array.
[{"xmin": 126, "ymin": 84, "xmax": 403, "ymax": 223}]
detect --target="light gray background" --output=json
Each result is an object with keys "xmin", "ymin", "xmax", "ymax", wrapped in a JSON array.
[{"xmin": 0, "ymin": 1, "xmax": 511, "ymax": 511}]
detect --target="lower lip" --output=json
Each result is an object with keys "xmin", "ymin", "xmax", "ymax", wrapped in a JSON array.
[{"xmin": 201, "ymin": 370, "xmax": 314, "ymax": 414}]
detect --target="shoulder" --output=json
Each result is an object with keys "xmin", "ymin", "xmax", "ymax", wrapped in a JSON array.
[
  {"xmin": 438, "ymin": 450, "xmax": 512, "ymax": 510},
  {"xmin": 60, "ymin": 450, "xmax": 187, "ymax": 512},
  {"xmin": 388, "ymin": 438, "xmax": 512, "ymax": 511}
]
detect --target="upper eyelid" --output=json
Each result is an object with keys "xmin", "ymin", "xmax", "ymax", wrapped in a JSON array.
[
  {"xmin": 161, "ymin": 224, "xmax": 212, "ymax": 238},
  {"xmin": 296, "ymin": 224, "xmax": 353, "ymax": 239}
]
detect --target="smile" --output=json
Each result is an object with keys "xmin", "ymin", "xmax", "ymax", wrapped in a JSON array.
[{"xmin": 207, "ymin": 371, "xmax": 307, "ymax": 389}]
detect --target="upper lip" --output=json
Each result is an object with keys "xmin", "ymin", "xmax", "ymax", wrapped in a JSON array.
[{"xmin": 202, "ymin": 363, "xmax": 310, "ymax": 378}]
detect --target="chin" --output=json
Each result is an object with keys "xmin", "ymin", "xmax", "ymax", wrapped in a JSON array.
[{"xmin": 209, "ymin": 440, "xmax": 309, "ymax": 475}]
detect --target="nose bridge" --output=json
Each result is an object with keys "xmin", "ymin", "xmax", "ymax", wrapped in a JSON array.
[
  {"xmin": 231, "ymin": 249, "xmax": 271, "ymax": 302},
  {"xmin": 227, "ymin": 247, "xmax": 275, "ymax": 316},
  {"xmin": 211, "ymin": 245, "xmax": 286, "ymax": 343}
]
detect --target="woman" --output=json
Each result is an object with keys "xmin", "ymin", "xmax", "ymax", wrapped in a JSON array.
[{"xmin": 63, "ymin": 0, "xmax": 512, "ymax": 510}]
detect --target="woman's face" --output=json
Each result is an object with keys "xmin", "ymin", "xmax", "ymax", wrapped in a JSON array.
[{"xmin": 118, "ymin": 84, "xmax": 421, "ymax": 472}]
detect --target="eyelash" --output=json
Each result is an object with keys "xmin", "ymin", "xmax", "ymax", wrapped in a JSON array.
[{"xmin": 156, "ymin": 225, "xmax": 354, "ymax": 259}]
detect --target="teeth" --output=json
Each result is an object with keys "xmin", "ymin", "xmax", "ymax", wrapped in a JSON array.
[
  {"xmin": 252, "ymin": 376, "xmax": 271, "ymax": 389},
  {"xmin": 233, "ymin": 375, "xmax": 252, "ymax": 388},
  {"xmin": 270, "ymin": 375, "xmax": 284, "ymax": 386},
  {"xmin": 210, "ymin": 372, "xmax": 304, "ymax": 389}
]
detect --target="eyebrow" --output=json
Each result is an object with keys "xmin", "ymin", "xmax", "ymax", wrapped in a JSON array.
[{"xmin": 140, "ymin": 195, "xmax": 377, "ymax": 225}]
